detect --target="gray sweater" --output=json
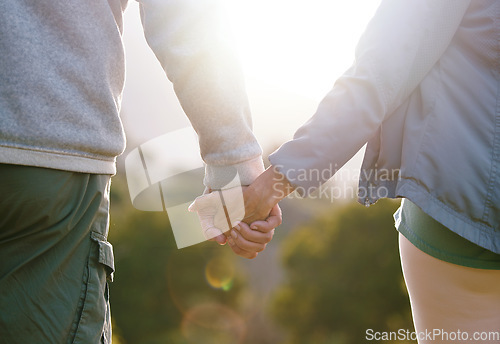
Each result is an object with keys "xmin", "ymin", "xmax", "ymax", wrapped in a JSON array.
[{"xmin": 0, "ymin": 0, "xmax": 264, "ymax": 188}]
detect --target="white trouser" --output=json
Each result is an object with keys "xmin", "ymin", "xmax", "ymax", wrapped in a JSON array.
[{"xmin": 399, "ymin": 233, "xmax": 500, "ymax": 344}]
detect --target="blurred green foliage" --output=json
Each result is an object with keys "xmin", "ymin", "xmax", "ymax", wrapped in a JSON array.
[
  {"xmin": 108, "ymin": 175, "xmax": 248, "ymax": 344},
  {"xmin": 270, "ymin": 199, "xmax": 414, "ymax": 344},
  {"xmin": 108, "ymin": 175, "xmax": 415, "ymax": 343}
]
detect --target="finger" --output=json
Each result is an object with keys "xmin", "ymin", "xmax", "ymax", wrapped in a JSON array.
[
  {"xmin": 188, "ymin": 193, "xmax": 216, "ymax": 212},
  {"xmin": 188, "ymin": 198, "xmax": 201, "ymax": 212},
  {"xmin": 204, "ymin": 227, "xmax": 226, "ymax": 245},
  {"xmin": 242, "ymin": 203, "xmax": 280, "ymax": 225},
  {"xmin": 229, "ymin": 224, "xmax": 267, "ymax": 252},
  {"xmin": 234, "ymin": 222, "xmax": 274, "ymax": 244},
  {"xmin": 208, "ymin": 233, "xmax": 227, "ymax": 245},
  {"xmin": 227, "ymin": 237, "xmax": 258, "ymax": 259},
  {"xmin": 250, "ymin": 204, "xmax": 282, "ymax": 233}
]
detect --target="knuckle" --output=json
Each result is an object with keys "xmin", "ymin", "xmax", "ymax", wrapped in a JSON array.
[
  {"xmin": 239, "ymin": 225, "xmax": 250, "ymax": 236},
  {"xmin": 229, "ymin": 242, "xmax": 240, "ymax": 252},
  {"xmin": 232, "ymin": 247, "xmax": 244, "ymax": 256},
  {"xmin": 264, "ymin": 232, "xmax": 274, "ymax": 242},
  {"xmin": 236, "ymin": 240, "xmax": 252, "ymax": 252},
  {"xmin": 248, "ymin": 252, "xmax": 258, "ymax": 259},
  {"xmin": 263, "ymin": 225, "xmax": 274, "ymax": 233}
]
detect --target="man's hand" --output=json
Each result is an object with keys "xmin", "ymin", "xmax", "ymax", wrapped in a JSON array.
[
  {"xmin": 188, "ymin": 186, "xmax": 282, "ymax": 256},
  {"xmin": 189, "ymin": 165, "xmax": 293, "ymax": 258},
  {"xmin": 188, "ymin": 186, "xmax": 246, "ymax": 245}
]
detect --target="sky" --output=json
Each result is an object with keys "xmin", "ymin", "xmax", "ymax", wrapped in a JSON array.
[
  {"xmin": 119, "ymin": 0, "xmax": 381, "ymax": 172},
  {"xmin": 225, "ymin": 0, "xmax": 381, "ymax": 99}
]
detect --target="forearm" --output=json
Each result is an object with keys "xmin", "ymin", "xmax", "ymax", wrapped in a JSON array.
[
  {"xmin": 243, "ymin": 165, "xmax": 294, "ymax": 224},
  {"xmin": 269, "ymin": 0, "xmax": 470, "ymax": 195},
  {"xmin": 138, "ymin": 0, "xmax": 263, "ymax": 188}
]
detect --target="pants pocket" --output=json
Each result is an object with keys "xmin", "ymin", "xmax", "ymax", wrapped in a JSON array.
[{"xmin": 70, "ymin": 232, "xmax": 115, "ymax": 344}]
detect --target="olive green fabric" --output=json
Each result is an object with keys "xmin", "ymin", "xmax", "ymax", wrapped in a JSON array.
[
  {"xmin": 396, "ymin": 199, "xmax": 500, "ymax": 270},
  {"xmin": 0, "ymin": 164, "xmax": 114, "ymax": 343}
]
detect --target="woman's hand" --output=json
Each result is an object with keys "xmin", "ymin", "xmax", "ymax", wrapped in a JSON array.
[{"xmin": 189, "ymin": 165, "xmax": 293, "ymax": 258}]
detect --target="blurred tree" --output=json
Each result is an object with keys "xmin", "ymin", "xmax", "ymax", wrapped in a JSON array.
[
  {"xmin": 108, "ymin": 175, "xmax": 247, "ymax": 344},
  {"xmin": 270, "ymin": 199, "xmax": 415, "ymax": 344}
]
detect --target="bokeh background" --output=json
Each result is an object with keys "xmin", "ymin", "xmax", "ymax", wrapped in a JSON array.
[{"xmin": 110, "ymin": 1, "xmax": 416, "ymax": 343}]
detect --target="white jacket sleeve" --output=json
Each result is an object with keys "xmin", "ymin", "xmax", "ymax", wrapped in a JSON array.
[
  {"xmin": 269, "ymin": 0, "xmax": 471, "ymax": 194},
  {"xmin": 137, "ymin": 0, "xmax": 264, "ymax": 189}
]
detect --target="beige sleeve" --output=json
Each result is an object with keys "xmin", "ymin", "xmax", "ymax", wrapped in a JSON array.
[{"xmin": 137, "ymin": 0, "xmax": 264, "ymax": 188}]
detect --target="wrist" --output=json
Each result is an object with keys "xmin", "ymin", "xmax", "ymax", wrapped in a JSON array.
[
  {"xmin": 204, "ymin": 157, "xmax": 265, "ymax": 190},
  {"xmin": 250, "ymin": 165, "xmax": 294, "ymax": 208}
]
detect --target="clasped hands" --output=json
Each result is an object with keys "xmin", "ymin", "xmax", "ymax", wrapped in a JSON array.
[{"xmin": 189, "ymin": 166, "xmax": 294, "ymax": 259}]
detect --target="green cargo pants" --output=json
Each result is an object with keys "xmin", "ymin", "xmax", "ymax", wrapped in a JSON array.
[{"xmin": 0, "ymin": 164, "xmax": 114, "ymax": 344}]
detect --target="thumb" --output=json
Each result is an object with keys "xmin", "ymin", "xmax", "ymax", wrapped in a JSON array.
[
  {"xmin": 212, "ymin": 233, "xmax": 227, "ymax": 245},
  {"xmin": 205, "ymin": 227, "xmax": 226, "ymax": 245},
  {"xmin": 188, "ymin": 193, "xmax": 216, "ymax": 212}
]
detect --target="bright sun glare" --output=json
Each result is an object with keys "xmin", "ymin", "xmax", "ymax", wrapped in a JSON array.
[
  {"xmin": 121, "ymin": 0, "xmax": 381, "ymax": 147},
  {"xmin": 225, "ymin": 0, "xmax": 381, "ymax": 100}
]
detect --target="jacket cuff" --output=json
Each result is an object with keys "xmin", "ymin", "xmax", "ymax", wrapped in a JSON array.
[{"xmin": 204, "ymin": 156, "xmax": 265, "ymax": 189}]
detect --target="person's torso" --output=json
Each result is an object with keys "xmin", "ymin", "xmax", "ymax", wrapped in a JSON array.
[
  {"xmin": 363, "ymin": 0, "xmax": 500, "ymax": 252},
  {"xmin": 0, "ymin": 0, "xmax": 129, "ymax": 173}
]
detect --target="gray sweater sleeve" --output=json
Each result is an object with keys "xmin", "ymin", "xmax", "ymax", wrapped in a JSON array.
[{"xmin": 138, "ymin": 0, "xmax": 264, "ymax": 188}]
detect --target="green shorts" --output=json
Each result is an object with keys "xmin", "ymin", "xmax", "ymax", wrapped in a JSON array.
[
  {"xmin": 0, "ymin": 164, "xmax": 114, "ymax": 343},
  {"xmin": 395, "ymin": 199, "xmax": 500, "ymax": 270}
]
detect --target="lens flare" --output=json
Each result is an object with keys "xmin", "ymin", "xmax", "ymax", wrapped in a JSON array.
[
  {"xmin": 181, "ymin": 302, "xmax": 246, "ymax": 344},
  {"xmin": 205, "ymin": 257, "xmax": 235, "ymax": 291}
]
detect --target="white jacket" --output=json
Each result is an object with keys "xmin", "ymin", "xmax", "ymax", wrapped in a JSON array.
[{"xmin": 270, "ymin": 0, "xmax": 500, "ymax": 253}]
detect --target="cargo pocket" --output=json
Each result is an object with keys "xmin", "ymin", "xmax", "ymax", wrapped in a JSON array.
[
  {"xmin": 92, "ymin": 231, "xmax": 115, "ymax": 283},
  {"xmin": 70, "ymin": 232, "xmax": 115, "ymax": 344}
]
